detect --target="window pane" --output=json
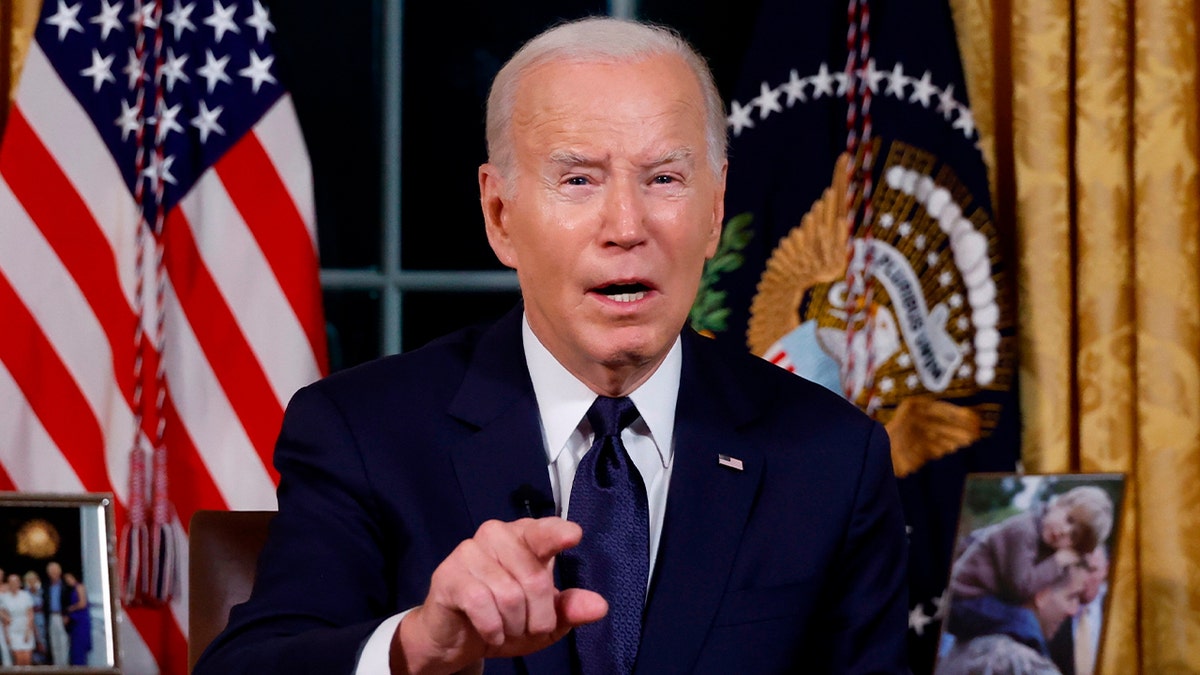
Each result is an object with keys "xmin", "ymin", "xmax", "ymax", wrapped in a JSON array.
[
  {"xmin": 400, "ymin": 1, "xmax": 606, "ymax": 271},
  {"xmin": 270, "ymin": 0, "xmax": 382, "ymax": 270},
  {"xmin": 401, "ymin": 291, "xmax": 523, "ymax": 352},
  {"xmin": 325, "ymin": 289, "xmax": 382, "ymax": 372}
]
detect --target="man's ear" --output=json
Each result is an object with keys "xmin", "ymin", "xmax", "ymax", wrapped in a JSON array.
[
  {"xmin": 479, "ymin": 163, "xmax": 517, "ymax": 269},
  {"xmin": 705, "ymin": 161, "xmax": 728, "ymax": 259}
]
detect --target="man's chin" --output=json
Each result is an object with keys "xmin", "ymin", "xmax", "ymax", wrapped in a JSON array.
[{"xmin": 593, "ymin": 337, "xmax": 675, "ymax": 376}]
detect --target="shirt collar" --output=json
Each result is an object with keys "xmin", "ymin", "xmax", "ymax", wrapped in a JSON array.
[{"xmin": 522, "ymin": 314, "xmax": 680, "ymax": 468}]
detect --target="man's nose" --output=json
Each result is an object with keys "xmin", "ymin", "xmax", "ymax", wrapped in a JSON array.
[{"xmin": 601, "ymin": 177, "xmax": 648, "ymax": 248}]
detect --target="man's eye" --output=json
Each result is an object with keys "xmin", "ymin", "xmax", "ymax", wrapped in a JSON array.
[
  {"xmin": 566, "ymin": 176, "xmax": 590, "ymax": 186},
  {"xmin": 652, "ymin": 175, "xmax": 676, "ymax": 184}
]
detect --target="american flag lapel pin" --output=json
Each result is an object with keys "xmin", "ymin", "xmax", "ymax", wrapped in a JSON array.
[{"xmin": 717, "ymin": 454, "xmax": 744, "ymax": 471}]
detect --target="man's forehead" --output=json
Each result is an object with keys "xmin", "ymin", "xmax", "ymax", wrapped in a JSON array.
[
  {"xmin": 513, "ymin": 55, "xmax": 702, "ymax": 114},
  {"xmin": 545, "ymin": 146, "xmax": 697, "ymax": 166}
]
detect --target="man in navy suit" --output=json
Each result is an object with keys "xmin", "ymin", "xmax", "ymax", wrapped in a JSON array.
[{"xmin": 196, "ymin": 16, "xmax": 908, "ymax": 674}]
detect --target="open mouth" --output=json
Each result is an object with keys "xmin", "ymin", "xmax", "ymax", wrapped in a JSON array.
[{"xmin": 594, "ymin": 282, "xmax": 651, "ymax": 303}]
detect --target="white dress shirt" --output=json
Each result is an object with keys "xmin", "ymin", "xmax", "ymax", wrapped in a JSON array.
[{"xmin": 355, "ymin": 315, "xmax": 680, "ymax": 673}]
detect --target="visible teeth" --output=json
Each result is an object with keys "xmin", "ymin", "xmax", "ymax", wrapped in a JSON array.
[{"xmin": 609, "ymin": 291, "xmax": 646, "ymax": 303}]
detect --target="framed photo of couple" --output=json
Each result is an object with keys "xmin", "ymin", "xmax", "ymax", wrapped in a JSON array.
[
  {"xmin": 0, "ymin": 492, "xmax": 120, "ymax": 673},
  {"xmin": 934, "ymin": 473, "xmax": 1125, "ymax": 675}
]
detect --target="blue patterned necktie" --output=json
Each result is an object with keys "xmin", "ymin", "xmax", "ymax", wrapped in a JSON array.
[{"xmin": 561, "ymin": 396, "xmax": 648, "ymax": 675}]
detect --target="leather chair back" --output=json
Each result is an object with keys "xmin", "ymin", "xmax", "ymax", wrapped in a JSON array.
[{"xmin": 188, "ymin": 510, "xmax": 275, "ymax": 672}]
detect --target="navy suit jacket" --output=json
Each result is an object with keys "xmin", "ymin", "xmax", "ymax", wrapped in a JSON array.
[{"xmin": 195, "ymin": 306, "xmax": 909, "ymax": 673}]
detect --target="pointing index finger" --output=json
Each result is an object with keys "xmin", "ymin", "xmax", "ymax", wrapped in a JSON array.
[{"xmin": 520, "ymin": 517, "xmax": 583, "ymax": 562}]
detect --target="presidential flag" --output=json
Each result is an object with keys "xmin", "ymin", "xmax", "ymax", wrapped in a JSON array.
[
  {"xmin": 689, "ymin": 1, "xmax": 1020, "ymax": 670},
  {"xmin": 0, "ymin": 0, "xmax": 325, "ymax": 671}
]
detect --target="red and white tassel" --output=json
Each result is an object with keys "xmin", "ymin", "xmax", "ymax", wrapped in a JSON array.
[
  {"xmin": 118, "ymin": 444, "xmax": 150, "ymax": 604},
  {"xmin": 148, "ymin": 445, "xmax": 177, "ymax": 602}
]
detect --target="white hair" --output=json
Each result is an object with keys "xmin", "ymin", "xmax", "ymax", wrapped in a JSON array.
[{"xmin": 485, "ymin": 16, "xmax": 727, "ymax": 178}]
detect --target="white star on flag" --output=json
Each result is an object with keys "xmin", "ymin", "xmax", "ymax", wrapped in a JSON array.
[
  {"xmin": 197, "ymin": 49, "xmax": 233, "ymax": 93},
  {"xmin": 834, "ymin": 70, "xmax": 851, "ymax": 97},
  {"xmin": 246, "ymin": 0, "xmax": 275, "ymax": 43},
  {"xmin": 159, "ymin": 47, "xmax": 191, "ymax": 93},
  {"xmin": 90, "ymin": 0, "xmax": 124, "ymax": 41},
  {"xmin": 781, "ymin": 69, "xmax": 806, "ymax": 105},
  {"xmin": 115, "ymin": 98, "xmax": 141, "ymax": 141},
  {"xmin": 937, "ymin": 84, "xmax": 958, "ymax": 120},
  {"xmin": 123, "ymin": 47, "xmax": 147, "ymax": 89},
  {"xmin": 129, "ymin": 1, "xmax": 158, "ymax": 30},
  {"xmin": 908, "ymin": 604, "xmax": 934, "ymax": 635},
  {"xmin": 45, "ymin": 0, "xmax": 84, "ymax": 41},
  {"xmin": 726, "ymin": 99, "xmax": 755, "ymax": 136},
  {"xmin": 80, "ymin": 49, "xmax": 116, "ymax": 92},
  {"xmin": 191, "ymin": 100, "xmax": 226, "ymax": 143},
  {"xmin": 909, "ymin": 70, "xmax": 937, "ymax": 107},
  {"xmin": 165, "ymin": 1, "xmax": 198, "ymax": 40},
  {"xmin": 810, "ymin": 62, "xmax": 835, "ymax": 98},
  {"xmin": 884, "ymin": 62, "xmax": 907, "ymax": 98},
  {"xmin": 158, "ymin": 47, "xmax": 191, "ymax": 93},
  {"xmin": 954, "ymin": 107, "xmax": 976, "ymax": 139},
  {"xmin": 205, "ymin": 0, "xmax": 241, "ymax": 43},
  {"xmin": 141, "ymin": 152, "xmax": 177, "ymax": 185},
  {"xmin": 154, "ymin": 100, "xmax": 184, "ymax": 143},
  {"xmin": 753, "ymin": 81, "xmax": 782, "ymax": 120},
  {"xmin": 238, "ymin": 50, "xmax": 276, "ymax": 94}
]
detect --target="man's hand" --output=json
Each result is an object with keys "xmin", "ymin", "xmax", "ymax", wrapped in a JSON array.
[{"xmin": 390, "ymin": 517, "xmax": 607, "ymax": 675}]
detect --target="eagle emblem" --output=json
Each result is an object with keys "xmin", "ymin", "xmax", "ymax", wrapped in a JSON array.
[{"xmin": 748, "ymin": 143, "xmax": 1012, "ymax": 477}]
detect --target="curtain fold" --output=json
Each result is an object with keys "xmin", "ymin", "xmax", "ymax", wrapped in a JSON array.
[
  {"xmin": 954, "ymin": 0, "xmax": 1200, "ymax": 671},
  {"xmin": 1130, "ymin": 3, "xmax": 1200, "ymax": 672}
]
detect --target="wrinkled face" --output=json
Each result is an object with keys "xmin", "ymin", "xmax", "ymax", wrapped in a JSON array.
[
  {"xmin": 1041, "ymin": 503, "xmax": 1074, "ymax": 549},
  {"xmin": 481, "ymin": 54, "xmax": 725, "ymax": 394}
]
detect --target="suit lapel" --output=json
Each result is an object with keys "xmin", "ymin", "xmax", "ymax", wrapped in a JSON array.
[
  {"xmin": 447, "ymin": 307, "xmax": 555, "ymax": 523},
  {"xmin": 444, "ymin": 307, "xmax": 572, "ymax": 673},
  {"xmin": 636, "ymin": 333, "xmax": 765, "ymax": 673}
]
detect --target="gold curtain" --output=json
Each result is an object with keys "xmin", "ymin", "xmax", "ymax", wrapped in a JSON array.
[
  {"xmin": 2, "ymin": 0, "xmax": 41, "ymax": 133},
  {"xmin": 952, "ymin": 0, "xmax": 1200, "ymax": 672}
]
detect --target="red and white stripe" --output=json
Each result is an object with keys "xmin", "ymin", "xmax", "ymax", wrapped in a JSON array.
[{"xmin": 0, "ymin": 39, "xmax": 326, "ymax": 674}]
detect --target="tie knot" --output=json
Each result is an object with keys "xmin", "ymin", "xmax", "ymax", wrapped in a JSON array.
[{"xmin": 587, "ymin": 396, "xmax": 639, "ymax": 438}]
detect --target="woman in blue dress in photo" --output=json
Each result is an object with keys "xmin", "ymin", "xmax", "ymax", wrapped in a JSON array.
[{"xmin": 61, "ymin": 572, "xmax": 91, "ymax": 666}]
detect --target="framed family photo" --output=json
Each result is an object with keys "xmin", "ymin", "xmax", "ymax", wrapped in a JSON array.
[
  {"xmin": 934, "ymin": 473, "xmax": 1125, "ymax": 675},
  {"xmin": 0, "ymin": 493, "xmax": 120, "ymax": 673}
]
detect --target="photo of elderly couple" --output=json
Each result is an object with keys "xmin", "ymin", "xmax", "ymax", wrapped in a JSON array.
[{"xmin": 935, "ymin": 474, "xmax": 1124, "ymax": 675}]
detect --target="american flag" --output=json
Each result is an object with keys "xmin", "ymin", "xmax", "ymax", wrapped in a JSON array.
[{"xmin": 0, "ymin": 0, "xmax": 326, "ymax": 671}]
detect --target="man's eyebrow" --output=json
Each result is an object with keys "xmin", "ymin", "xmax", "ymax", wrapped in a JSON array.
[
  {"xmin": 548, "ymin": 150, "xmax": 602, "ymax": 167},
  {"xmin": 643, "ymin": 147, "xmax": 695, "ymax": 169}
]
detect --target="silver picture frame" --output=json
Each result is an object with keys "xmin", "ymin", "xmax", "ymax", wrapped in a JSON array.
[{"xmin": 0, "ymin": 493, "xmax": 120, "ymax": 674}]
